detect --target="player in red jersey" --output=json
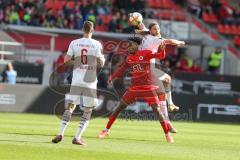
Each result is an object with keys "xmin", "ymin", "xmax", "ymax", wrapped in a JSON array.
[{"xmin": 98, "ymin": 38, "xmax": 176, "ymax": 143}]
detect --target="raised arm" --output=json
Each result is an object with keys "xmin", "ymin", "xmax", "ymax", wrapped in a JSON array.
[
  {"xmin": 135, "ymin": 22, "xmax": 149, "ymax": 34},
  {"xmin": 163, "ymin": 39, "xmax": 185, "ymax": 46},
  {"xmin": 109, "ymin": 62, "xmax": 128, "ymax": 82}
]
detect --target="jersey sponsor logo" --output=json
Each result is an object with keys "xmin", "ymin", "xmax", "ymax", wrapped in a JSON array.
[{"xmin": 139, "ymin": 56, "xmax": 143, "ymax": 60}]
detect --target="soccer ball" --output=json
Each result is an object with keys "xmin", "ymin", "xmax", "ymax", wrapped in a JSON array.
[{"xmin": 129, "ymin": 12, "xmax": 143, "ymax": 26}]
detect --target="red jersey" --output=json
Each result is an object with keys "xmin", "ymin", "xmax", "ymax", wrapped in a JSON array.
[{"xmin": 109, "ymin": 50, "xmax": 165, "ymax": 91}]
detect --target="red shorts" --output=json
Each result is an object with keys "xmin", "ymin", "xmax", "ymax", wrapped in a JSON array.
[{"xmin": 121, "ymin": 85, "xmax": 165, "ymax": 106}]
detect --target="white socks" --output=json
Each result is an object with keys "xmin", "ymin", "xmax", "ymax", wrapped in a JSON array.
[
  {"xmin": 59, "ymin": 120, "xmax": 68, "ymax": 136},
  {"xmin": 75, "ymin": 110, "xmax": 92, "ymax": 140},
  {"xmin": 166, "ymin": 91, "xmax": 173, "ymax": 105},
  {"xmin": 160, "ymin": 101, "xmax": 169, "ymax": 121}
]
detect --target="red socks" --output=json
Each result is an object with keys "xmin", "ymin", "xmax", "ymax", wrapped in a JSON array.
[
  {"xmin": 106, "ymin": 115, "xmax": 116, "ymax": 130},
  {"xmin": 167, "ymin": 122, "xmax": 173, "ymax": 130},
  {"xmin": 160, "ymin": 120, "xmax": 169, "ymax": 134}
]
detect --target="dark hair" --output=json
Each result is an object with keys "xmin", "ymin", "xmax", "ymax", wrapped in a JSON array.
[
  {"xmin": 128, "ymin": 37, "xmax": 142, "ymax": 45},
  {"xmin": 83, "ymin": 21, "xmax": 94, "ymax": 33}
]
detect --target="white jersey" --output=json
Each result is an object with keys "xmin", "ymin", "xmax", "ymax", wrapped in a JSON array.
[
  {"xmin": 67, "ymin": 37, "xmax": 105, "ymax": 88},
  {"xmin": 138, "ymin": 34, "xmax": 164, "ymax": 53},
  {"xmin": 138, "ymin": 34, "xmax": 167, "ymax": 80}
]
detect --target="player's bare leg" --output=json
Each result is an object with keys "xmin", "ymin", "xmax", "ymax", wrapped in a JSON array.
[
  {"xmin": 162, "ymin": 75, "xmax": 179, "ymax": 112},
  {"xmin": 98, "ymin": 100, "xmax": 128, "ymax": 138},
  {"xmin": 52, "ymin": 103, "xmax": 76, "ymax": 143},
  {"xmin": 152, "ymin": 105, "xmax": 174, "ymax": 143},
  {"xmin": 72, "ymin": 107, "xmax": 93, "ymax": 145}
]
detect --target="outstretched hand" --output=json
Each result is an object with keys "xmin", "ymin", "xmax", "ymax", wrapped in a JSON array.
[{"xmin": 178, "ymin": 41, "xmax": 185, "ymax": 47}]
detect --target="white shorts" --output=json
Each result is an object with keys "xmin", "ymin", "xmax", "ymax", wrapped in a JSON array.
[
  {"xmin": 152, "ymin": 68, "xmax": 168, "ymax": 92},
  {"xmin": 66, "ymin": 84, "xmax": 98, "ymax": 107}
]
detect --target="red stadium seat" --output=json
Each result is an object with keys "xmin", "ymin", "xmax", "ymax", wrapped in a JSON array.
[
  {"xmin": 156, "ymin": 0, "xmax": 163, "ymax": 9},
  {"xmin": 224, "ymin": 24, "xmax": 231, "ymax": 35},
  {"xmin": 99, "ymin": 15, "xmax": 113, "ymax": 25},
  {"xmin": 209, "ymin": 13, "xmax": 219, "ymax": 23},
  {"xmin": 157, "ymin": 11, "xmax": 172, "ymax": 20},
  {"xmin": 217, "ymin": 24, "xmax": 225, "ymax": 34},
  {"xmin": 202, "ymin": 12, "xmax": 210, "ymax": 22},
  {"xmin": 148, "ymin": 0, "xmax": 157, "ymax": 8},
  {"xmin": 203, "ymin": 12, "xmax": 218, "ymax": 24},
  {"xmin": 234, "ymin": 36, "xmax": 240, "ymax": 46},
  {"xmin": 45, "ymin": 0, "xmax": 64, "ymax": 11},
  {"xmin": 161, "ymin": 0, "xmax": 171, "ymax": 9},
  {"xmin": 217, "ymin": 24, "xmax": 232, "ymax": 35},
  {"xmin": 66, "ymin": 1, "xmax": 75, "ymax": 9},
  {"xmin": 96, "ymin": 25, "xmax": 108, "ymax": 32},
  {"xmin": 237, "ymin": 25, "xmax": 240, "ymax": 35},
  {"xmin": 172, "ymin": 5, "xmax": 183, "ymax": 11},
  {"xmin": 230, "ymin": 25, "xmax": 238, "ymax": 35},
  {"xmin": 219, "ymin": 0, "xmax": 228, "ymax": 5},
  {"xmin": 175, "ymin": 14, "xmax": 187, "ymax": 21}
]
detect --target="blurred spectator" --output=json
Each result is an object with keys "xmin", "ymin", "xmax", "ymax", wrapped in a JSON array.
[
  {"xmin": 174, "ymin": 60, "xmax": 190, "ymax": 72},
  {"xmin": 208, "ymin": 47, "xmax": 222, "ymax": 74},
  {"xmin": 190, "ymin": 64, "xmax": 203, "ymax": 73},
  {"xmin": 187, "ymin": 0, "xmax": 202, "ymax": 18},
  {"xmin": 75, "ymin": 14, "xmax": 84, "ymax": 30},
  {"xmin": 54, "ymin": 52, "xmax": 68, "ymax": 85},
  {"xmin": 86, "ymin": 9, "xmax": 96, "ymax": 23},
  {"xmin": 108, "ymin": 17, "xmax": 117, "ymax": 32},
  {"xmin": 173, "ymin": 52, "xmax": 198, "ymax": 72},
  {"xmin": 3, "ymin": 63, "xmax": 17, "ymax": 84},
  {"xmin": 0, "ymin": 0, "xmax": 136, "ymax": 33},
  {"xmin": 232, "ymin": 9, "xmax": 240, "ymax": 25},
  {"xmin": 215, "ymin": 3, "xmax": 235, "ymax": 24},
  {"xmin": 114, "ymin": 0, "xmax": 145, "ymax": 12},
  {"xmin": 9, "ymin": 5, "xmax": 20, "ymax": 24}
]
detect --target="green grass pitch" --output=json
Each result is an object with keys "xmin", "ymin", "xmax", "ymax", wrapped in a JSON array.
[{"xmin": 0, "ymin": 112, "xmax": 239, "ymax": 160}]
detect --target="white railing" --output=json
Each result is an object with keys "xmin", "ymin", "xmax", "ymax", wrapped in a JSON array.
[{"xmin": 0, "ymin": 41, "xmax": 23, "ymax": 61}]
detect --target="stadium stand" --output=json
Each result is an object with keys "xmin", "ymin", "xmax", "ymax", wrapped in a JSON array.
[
  {"xmin": 0, "ymin": 0, "xmax": 144, "ymax": 33},
  {"xmin": 185, "ymin": 0, "xmax": 240, "ymax": 47}
]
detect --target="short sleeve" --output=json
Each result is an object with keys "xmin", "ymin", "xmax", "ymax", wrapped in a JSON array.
[
  {"xmin": 66, "ymin": 41, "xmax": 74, "ymax": 57},
  {"xmin": 96, "ymin": 42, "xmax": 103, "ymax": 57},
  {"xmin": 96, "ymin": 42, "xmax": 105, "ymax": 64}
]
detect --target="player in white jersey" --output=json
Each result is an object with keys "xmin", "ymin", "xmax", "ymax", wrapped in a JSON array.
[
  {"xmin": 52, "ymin": 21, "xmax": 105, "ymax": 145},
  {"xmin": 136, "ymin": 21, "xmax": 185, "ymax": 113}
]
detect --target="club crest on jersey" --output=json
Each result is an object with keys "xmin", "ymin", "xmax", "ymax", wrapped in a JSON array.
[{"xmin": 139, "ymin": 56, "xmax": 143, "ymax": 60}]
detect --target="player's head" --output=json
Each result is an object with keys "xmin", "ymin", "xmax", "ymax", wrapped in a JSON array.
[
  {"xmin": 148, "ymin": 22, "xmax": 160, "ymax": 37},
  {"xmin": 82, "ymin": 21, "xmax": 94, "ymax": 34},
  {"xmin": 128, "ymin": 37, "xmax": 142, "ymax": 54},
  {"xmin": 215, "ymin": 47, "xmax": 222, "ymax": 54},
  {"xmin": 7, "ymin": 63, "xmax": 14, "ymax": 70}
]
